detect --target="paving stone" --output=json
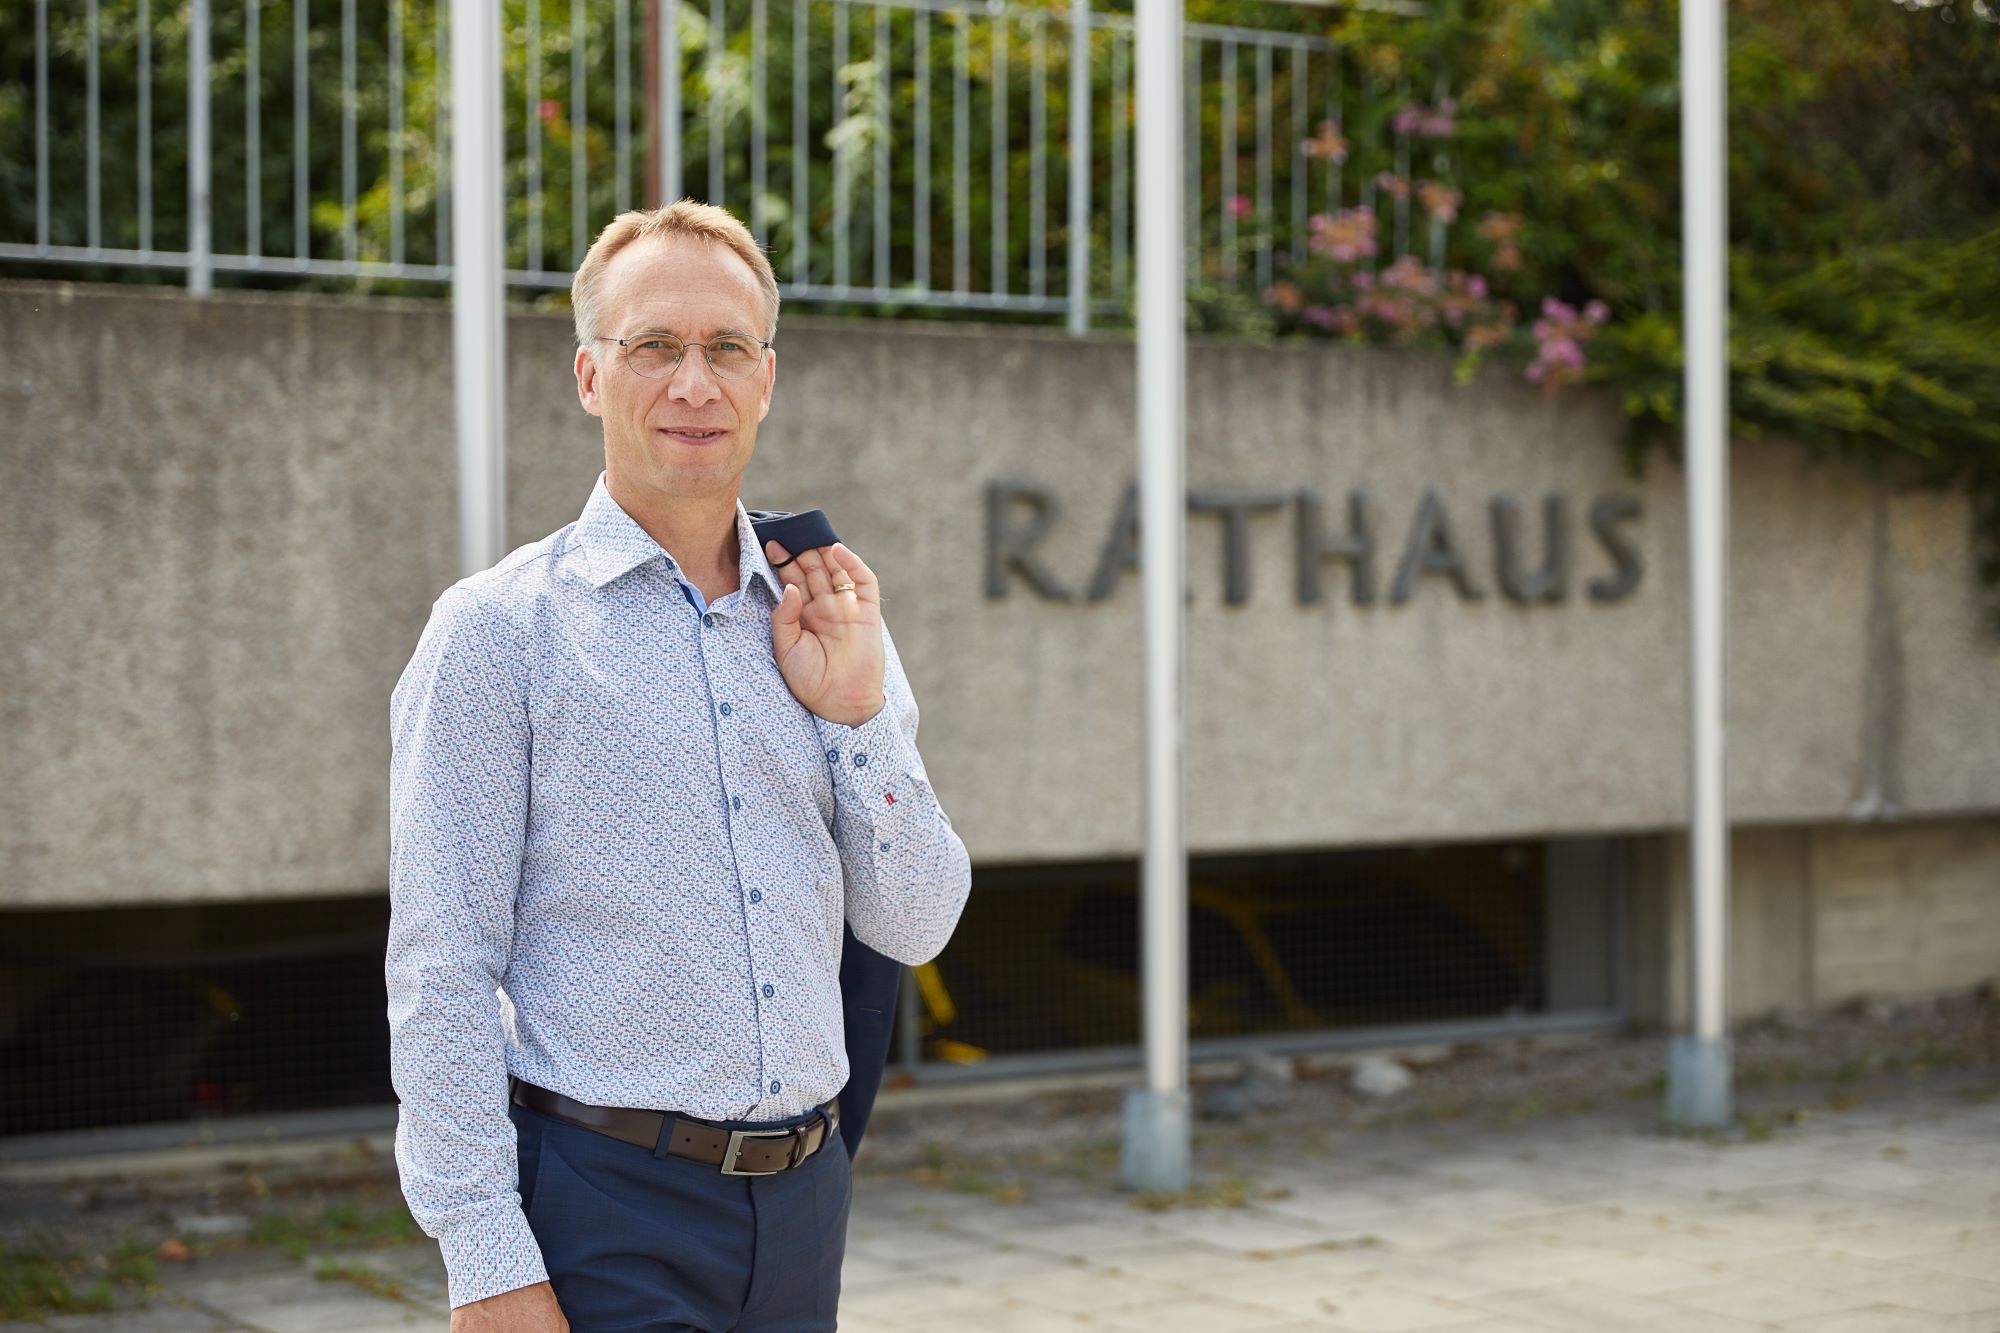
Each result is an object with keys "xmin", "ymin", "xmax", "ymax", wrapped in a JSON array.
[
  {"xmin": 1090, "ymin": 1295, "xmax": 1307, "ymax": 1333},
  {"xmin": 1776, "ymin": 1307, "xmax": 2000, "ymax": 1333},
  {"xmin": 1662, "ymin": 1275, "xmax": 1880, "ymax": 1324},
  {"xmin": 1470, "ymin": 1281, "xmax": 1782, "ymax": 1333}
]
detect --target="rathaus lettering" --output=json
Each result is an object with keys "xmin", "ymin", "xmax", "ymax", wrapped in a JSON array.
[{"xmin": 984, "ymin": 482, "xmax": 1644, "ymax": 607}]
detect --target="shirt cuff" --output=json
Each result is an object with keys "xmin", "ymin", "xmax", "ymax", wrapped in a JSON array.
[
  {"xmin": 823, "ymin": 705, "xmax": 914, "ymax": 799},
  {"xmin": 437, "ymin": 1204, "xmax": 550, "ymax": 1309}
]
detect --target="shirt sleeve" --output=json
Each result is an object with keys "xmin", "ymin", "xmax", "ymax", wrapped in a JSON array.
[
  {"xmin": 385, "ymin": 585, "xmax": 549, "ymax": 1309},
  {"xmin": 816, "ymin": 621, "xmax": 973, "ymax": 966}
]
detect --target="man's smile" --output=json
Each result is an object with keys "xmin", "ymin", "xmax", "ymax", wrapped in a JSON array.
[{"xmin": 658, "ymin": 426, "xmax": 730, "ymax": 445}]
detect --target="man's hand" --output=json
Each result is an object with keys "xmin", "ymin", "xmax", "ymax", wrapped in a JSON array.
[
  {"xmin": 766, "ymin": 540, "xmax": 886, "ymax": 726},
  {"xmin": 450, "ymin": 1280, "xmax": 568, "ymax": 1332}
]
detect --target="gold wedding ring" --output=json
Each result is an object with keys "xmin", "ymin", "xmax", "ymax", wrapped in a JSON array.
[{"xmin": 831, "ymin": 579, "xmax": 857, "ymax": 594}]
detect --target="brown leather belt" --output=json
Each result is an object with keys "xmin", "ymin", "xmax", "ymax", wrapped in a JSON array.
[{"xmin": 510, "ymin": 1078, "xmax": 840, "ymax": 1177}]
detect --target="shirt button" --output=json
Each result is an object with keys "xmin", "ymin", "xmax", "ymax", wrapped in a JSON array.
[
  {"xmin": 879, "ymin": 841, "xmax": 892, "ymax": 853},
  {"xmin": 732, "ymin": 795, "xmax": 743, "ymax": 811},
  {"xmin": 748, "ymin": 889, "xmax": 763, "ymax": 904},
  {"xmin": 770, "ymin": 1080, "xmax": 782, "ymax": 1095},
  {"xmin": 762, "ymin": 983, "xmax": 775, "ymax": 998},
  {"xmin": 826, "ymin": 747, "xmax": 840, "ymax": 764},
  {"xmin": 853, "ymin": 753, "xmax": 868, "ymax": 768},
  {"xmin": 703, "ymin": 613, "xmax": 716, "ymax": 628},
  {"xmin": 719, "ymin": 703, "xmax": 733, "ymax": 717}
]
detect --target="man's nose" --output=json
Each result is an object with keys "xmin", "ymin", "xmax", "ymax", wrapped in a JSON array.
[{"xmin": 668, "ymin": 349, "xmax": 722, "ymax": 404}]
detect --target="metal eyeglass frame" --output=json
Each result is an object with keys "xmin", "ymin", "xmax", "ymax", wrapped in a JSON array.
[{"xmin": 593, "ymin": 331, "xmax": 775, "ymax": 381}]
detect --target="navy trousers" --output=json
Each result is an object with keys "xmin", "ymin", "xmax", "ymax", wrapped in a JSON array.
[{"xmin": 510, "ymin": 1098, "xmax": 853, "ymax": 1333}]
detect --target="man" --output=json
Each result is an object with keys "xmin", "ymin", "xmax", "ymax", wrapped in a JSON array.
[{"xmin": 387, "ymin": 201, "xmax": 972, "ymax": 1333}]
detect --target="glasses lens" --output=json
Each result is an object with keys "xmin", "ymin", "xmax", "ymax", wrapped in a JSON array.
[
  {"xmin": 705, "ymin": 337, "xmax": 763, "ymax": 380},
  {"xmin": 624, "ymin": 335, "xmax": 683, "ymax": 379}
]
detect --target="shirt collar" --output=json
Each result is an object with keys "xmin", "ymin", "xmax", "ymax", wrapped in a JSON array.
[{"xmin": 574, "ymin": 472, "xmax": 786, "ymax": 604}]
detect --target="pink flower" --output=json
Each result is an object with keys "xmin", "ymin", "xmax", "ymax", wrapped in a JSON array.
[
  {"xmin": 1374, "ymin": 172, "xmax": 1411, "ymax": 201},
  {"xmin": 1392, "ymin": 100, "xmax": 1456, "ymax": 139},
  {"xmin": 1381, "ymin": 255, "xmax": 1438, "ymax": 295},
  {"xmin": 1228, "ymin": 194, "xmax": 1254, "ymax": 221},
  {"xmin": 1467, "ymin": 274, "xmax": 1488, "ymax": 299},
  {"xmin": 1302, "ymin": 304, "xmax": 1340, "ymax": 330},
  {"xmin": 1307, "ymin": 208, "xmax": 1379, "ymax": 262},
  {"xmin": 539, "ymin": 99, "xmax": 563, "ymax": 126},
  {"xmin": 1415, "ymin": 181, "xmax": 1462, "ymax": 224},
  {"xmin": 1302, "ymin": 119, "xmax": 1349, "ymax": 164},
  {"xmin": 1263, "ymin": 280, "xmax": 1304, "ymax": 314}
]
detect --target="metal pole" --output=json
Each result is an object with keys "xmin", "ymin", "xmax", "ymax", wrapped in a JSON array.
[
  {"xmin": 452, "ymin": 0, "xmax": 507, "ymax": 576},
  {"xmin": 1121, "ymin": 0, "xmax": 1188, "ymax": 1193},
  {"xmin": 187, "ymin": 0, "xmax": 213, "ymax": 292},
  {"xmin": 1666, "ymin": 0, "xmax": 1732, "ymax": 1130},
  {"xmin": 659, "ymin": 0, "xmax": 683, "ymax": 203},
  {"xmin": 1065, "ymin": 0, "xmax": 1091, "ymax": 335}
]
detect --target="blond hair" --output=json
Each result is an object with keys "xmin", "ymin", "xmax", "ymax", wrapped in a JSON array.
[{"xmin": 570, "ymin": 200, "xmax": 781, "ymax": 346}]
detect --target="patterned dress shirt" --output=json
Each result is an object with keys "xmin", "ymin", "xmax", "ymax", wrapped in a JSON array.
[{"xmin": 386, "ymin": 473, "xmax": 972, "ymax": 1307}]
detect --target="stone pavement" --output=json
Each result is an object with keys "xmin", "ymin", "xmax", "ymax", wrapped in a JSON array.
[{"xmin": 10, "ymin": 1070, "xmax": 1998, "ymax": 1333}]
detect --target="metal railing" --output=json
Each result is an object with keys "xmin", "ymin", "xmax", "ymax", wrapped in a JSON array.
[{"xmin": 3, "ymin": 0, "xmax": 1435, "ymax": 329}]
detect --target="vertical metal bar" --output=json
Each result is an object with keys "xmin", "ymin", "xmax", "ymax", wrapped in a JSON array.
[
  {"xmin": 572, "ymin": 0, "xmax": 587, "ymax": 266},
  {"xmin": 436, "ymin": 0, "xmax": 450, "ymax": 265},
  {"xmin": 873, "ymin": 5, "xmax": 889, "ymax": 291},
  {"xmin": 1110, "ymin": 30, "xmax": 1125, "ymax": 296},
  {"xmin": 1030, "ymin": 15, "xmax": 1047, "ymax": 300},
  {"xmin": 791, "ymin": 0, "xmax": 807, "ymax": 282},
  {"xmin": 616, "ymin": 0, "xmax": 631, "ymax": 210},
  {"xmin": 1428, "ymin": 73, "xmax": 1449, "ymax": 270},
  {"xmin": 832, "ymin": 0, "xmax": 849, "ymax": 288},
  {"xmin": 953, "ymin": 14, "xmax": 968, "ymax": 294},
  {"xmin": 1183, "ymin": 37, "xmax": 1198, "ymax": 278},
  {"xmin": 139, "ymin": 0, "xmax": 153, "ymax": 252},
  {"xmin": 35, "ymin": 0, "xmax": 49, "ymax": 251},
  {"xmin": 453, "ymin": 0, "xmax": 507, "ymax": 574},
  {"xmin": 708, "ymin": 0, "xmax": 724, "ymax": 206},
  {"xmin": 660, "ymin": 0, "xmax": 682, "ymax": 202},
  {"xmin": 1289, "ymin": 45, "xmax": 1303, "ymax": 257},
  {"xmin": 1254, "ymin": 42, "xmax": 1271, "ymax": 293},
  {"xmin": 914, "ymin": 8, "xmax": 930, "ymax": 291},
  {"xmin": 1668, "ymin": 0, "xmax": 1733, "ymax": 1131},
  {"xmin": 296, "ymin": 0, "xmax": 309, "ymax": 260},
  {"xmin": 752, "ymin": 0, "xmax": 767, "ymax": 237},
  {"xmin": 188, "ymin": 0, "xmax": 213, "ymax": 288},
  {"xmin": 392, "ymin": 0, "xmax": 406, "ymax": 263},
  {"xmin": 1392, "ymin": 79, "xmax": 1408, "ymax": 259},
  {"xmin": 1217, "ymin": 39, "xmax": 1234, "ymax": 282},
  {"xmin": 1064, "ymin": 0, "xmax": 1088, "ymax": 334},
  {"xmin": 1328, "ymin": 50, "xmax": 1340, "ymax": 214},
  {"xmin": 342, "ymin": 0, "xmax": 357, "ymax": 264},
  {"xmin": 528, "ymin": 0, "xmax": 544, "ymax": 271},
  {"xmin": 87, "ymin": 0, "xmax": 100, "ymax": 252},
  {"xmin": 1123, "ymin": 0, "xmax": 1189, "ymax": 1195},
  {"xmin": 990, "ymin": 12, "xmax": 1007, "ymax": 296},
  {"xmin": 1360, "ymin": 64, "xmax": 1375, "ymax": 226}
]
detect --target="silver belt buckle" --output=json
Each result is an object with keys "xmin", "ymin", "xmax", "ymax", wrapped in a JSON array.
[{"xmin": 720, "ymin": 1127, "xmax": 792, "ymax": 1176}]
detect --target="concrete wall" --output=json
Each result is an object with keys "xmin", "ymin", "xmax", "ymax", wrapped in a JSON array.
[
  {"xmin": 4, "ymin": 281, "xmax": 1999, "ymax": 908},
  {"xmin": 1626, "ymin": 816, "xmax": 2000, "ymax": 1025}
]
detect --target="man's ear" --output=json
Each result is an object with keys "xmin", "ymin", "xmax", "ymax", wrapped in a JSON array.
[{"xmin": 575, "ymin": 344, "xmax": 604, "ymax": 418}]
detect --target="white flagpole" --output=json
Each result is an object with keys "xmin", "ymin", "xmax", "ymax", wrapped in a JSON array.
[
  {"xmin": 1667, "ymin": 0, "xmax": 1733, "ymax": 1129},
  {"xmin": 1122, "ymin": 0, "xmax": 1190, "ymax": 1192}
]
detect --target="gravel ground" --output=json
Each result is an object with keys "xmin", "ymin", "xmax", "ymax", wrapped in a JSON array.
[
  {"xmin": 854, "ymin": 986, "xmax": 2000, "ymax": 1184},
  {"xmin": 3, "ymin": 987, "xmax": 1993, "ymax": 1318}
]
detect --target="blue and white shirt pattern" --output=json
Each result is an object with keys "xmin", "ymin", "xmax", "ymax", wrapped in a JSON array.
[{"xmin": 387, "ymin": 472, "xmax": 971, "ymax": 1308}]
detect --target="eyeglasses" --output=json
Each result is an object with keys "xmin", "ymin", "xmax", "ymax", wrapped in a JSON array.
[{"xmin": 595, "ymin": 331, "xmax": 773, "ymax": 381}]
